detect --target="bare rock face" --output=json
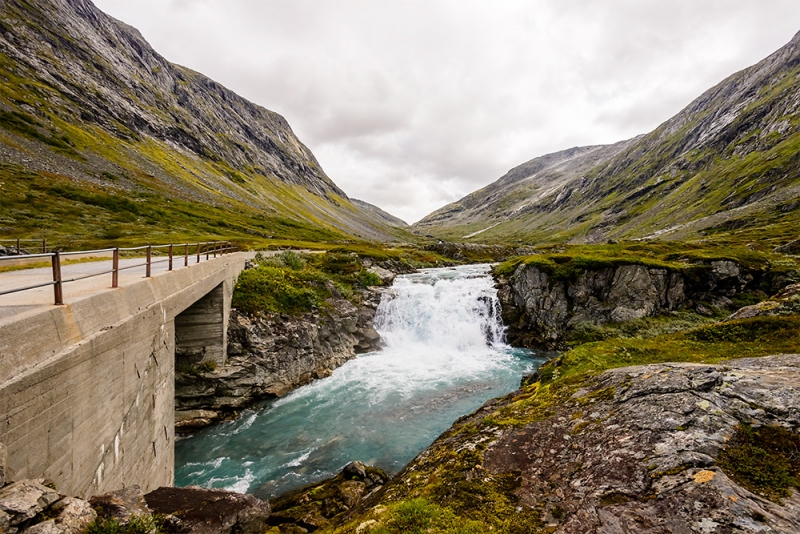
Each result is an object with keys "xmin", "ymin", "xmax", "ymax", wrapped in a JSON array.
[
  {"xmin": 0, "ymin": 481, "xmax": 95, "ymax": 534},
  {"xmin": 481, "ymin": 355, "xmax": 800, "ymax": 532},
  {"xmin": 144, "ymin": 486, "xmax": 270, "ymax": 534},
  {"xmin": 496, "ymin": 261, "xmax": 756, "ymax": 349},
  {"xmin": 175, "ymin": 292, "xmax": 384, "ymax": 430}
]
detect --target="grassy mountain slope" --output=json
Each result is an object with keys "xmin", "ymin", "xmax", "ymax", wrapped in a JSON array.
[
  {"xmin": 414, "ymin": 31, "xmax": 800, "ymax": 249},
  {"xmin": 0, "ymin": 0, "xmax": 410, "ymax": 248}
]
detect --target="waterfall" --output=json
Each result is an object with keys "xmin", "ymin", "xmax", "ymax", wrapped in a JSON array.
[
  {"xmin": 375, "ymin": 264, "xmax": 507, "ymax": 350},
  {"xmin": 175, "ymin": 264, "xmax": 543, "ymax": 498}
]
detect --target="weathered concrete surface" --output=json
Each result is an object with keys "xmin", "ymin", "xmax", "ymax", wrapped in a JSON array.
[{"xmin": 0, "ymin": 252, "xmax": 253, "ymax": 498}]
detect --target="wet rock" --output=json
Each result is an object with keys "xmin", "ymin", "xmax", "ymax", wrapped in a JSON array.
[
  {"xmin": 89, "ymin": 486, "xmax": 150, "ymax": 522},
  {"xmin": 0, "ymin": 480, "xmax": 60, "ymax": 526},
  {"xmin": 144, "ymin": 486, "xmax": 270, "ymax": 534}
]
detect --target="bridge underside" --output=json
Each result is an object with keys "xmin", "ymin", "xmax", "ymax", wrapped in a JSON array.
[{"xmin": 0, "ymin": 253, "xmax": 250, "ymax": 498}]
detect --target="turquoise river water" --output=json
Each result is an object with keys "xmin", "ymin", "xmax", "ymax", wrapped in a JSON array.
[{"xmin": 175, "ymin": 264, "xmax": 545, "ymax": 499}]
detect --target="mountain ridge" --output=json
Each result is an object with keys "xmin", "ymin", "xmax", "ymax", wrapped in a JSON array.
[
  {"xmin": 0, "ymin": 0, "xmax": 408, "ymax": 245},
  {"xmin": 413, "ymin": 30, "xmax": 800, "ymax": 247}
]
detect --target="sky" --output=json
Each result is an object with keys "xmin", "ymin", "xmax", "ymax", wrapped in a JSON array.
[{"xmin": 91, "ymin": 1, "xmax": 800, "ymax": 224}]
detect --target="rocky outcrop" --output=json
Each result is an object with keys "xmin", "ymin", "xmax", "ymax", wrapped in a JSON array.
[
  {"xmin": 0, "ymin": 476, "xmax": 272, "ymax": 534},
  {"xmin": 268, "ymin": 462, "xmax": 388, "ymax": 532},
  {"xmin": 145, "ymin": 487, "xmax": 271, "ymax": 534},
  {"xmin": 727, "ymin": 283, "xmax": 800, "ymax": 321},
  {"xmin": 496, "ymin": 260, "xmax": 756, "ymax": 349},
  {"xmin": 0, "ymin": 479, "xmax": 95, "ymax": 534},
  {"xmin": 175, "ymin": 292, "xmax": 384, "ymax": 430},
  {"xmin": 481, "ymin": 355, "xmax": 800, "ymax": 532}
]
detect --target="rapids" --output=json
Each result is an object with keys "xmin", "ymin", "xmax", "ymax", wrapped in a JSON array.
[{"xmin": 175, "ymin": 264, "xmax": 544, "ymax": 498}]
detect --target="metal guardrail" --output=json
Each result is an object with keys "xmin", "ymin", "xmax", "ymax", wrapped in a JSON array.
[
  {"xmin": 0, "ymin": 239, "xmax": 48, "ymax": 254},
  {"xmin": 0, "ymin": 241, "xmax": 237, "ymax": 305}
]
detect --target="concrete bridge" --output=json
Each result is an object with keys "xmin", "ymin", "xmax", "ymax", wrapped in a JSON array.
[{"xmin": 0, "ymin": 250, "xmax": 254, "ymax": 498}]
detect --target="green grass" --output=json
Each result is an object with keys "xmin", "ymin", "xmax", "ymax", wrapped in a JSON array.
[
  {"xmin": 493, "ymin": 241, "xmax": 791, "ymax": 280},
  {"xmin": 231, "ymin": 250, "xmax": 386, "ymax": 315}
]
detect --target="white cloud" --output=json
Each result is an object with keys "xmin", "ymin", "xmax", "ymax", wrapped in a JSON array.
[{"xmin": 93, "ymin": 0, "xmax": 800, "ymax": 223}]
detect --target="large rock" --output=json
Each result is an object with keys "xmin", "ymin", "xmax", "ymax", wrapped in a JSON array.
[
  {"xmin": 268, "ymin": 462, "xmax": 388, "ymax": 532},
  {"xmin": 89, "ymin": 486, "xmax": 150, "ymax": 522},
  {"xmin": 481, "ymin": 355, "xmax": 800, "ymax": 532},
  {"xmin": 144, "ymin": 487, "xmax": 270, "ymax": 534},
  {"xmin": 0, "ymin": 480, "xmax": 60, "ymax": 526},
  {"xmin": 496, "ymin": 261, "xmax": 756, "ymax": 349}
]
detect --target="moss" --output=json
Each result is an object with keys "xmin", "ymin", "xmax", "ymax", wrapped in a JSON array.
[
  {"xmin": 717, "ymin": 424, "xmax": 800, "ymax": 503},
  {"xmin": 85, "ymin": 515, "xmax": 163, "ymax": 534}
]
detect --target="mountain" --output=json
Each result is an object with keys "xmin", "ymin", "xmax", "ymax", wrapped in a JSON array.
[
  {"xmin": 414, "ymin": 31, "xmax": 800, "ymax": 248},
  {"xmin": 350, "ymin": 199, "xmax": 409, "ymax": 228},
  {"xmin": 0, "ymin": 0, "xmax": 408, "ymax": 246}
]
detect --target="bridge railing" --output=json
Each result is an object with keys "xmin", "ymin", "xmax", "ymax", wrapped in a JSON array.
[{"xmin": 0, "ymin": 241, "xmax": 237, "ymax": 305}]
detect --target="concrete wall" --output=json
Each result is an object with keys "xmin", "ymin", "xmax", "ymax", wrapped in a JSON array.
[
  {"xmin": 175, "ymin": 282, "xmax": 229, "ymax": 368},
  {"xmin": 0, "ymin": 252, "xmax": 252, "ymax": 498}
]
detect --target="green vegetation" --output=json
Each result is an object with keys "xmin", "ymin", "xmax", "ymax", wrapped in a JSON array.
[
  {"xmin": 85, "ymin": 515, "xmax": 162, "ymax": 534},
  {"xmin": 717, "ymin": 424, "xmax": 800, "ymax": 504},
  {"xmin": 494, "ymin": 241, "xmax": 786, "ymax": 280},
  {"xmin": 232, "ymin": 250, "xmax": 387, "ymax": 315},
  {"xmin": 364, "ymin": 498, "xmax": 487, "ymax": 534}
]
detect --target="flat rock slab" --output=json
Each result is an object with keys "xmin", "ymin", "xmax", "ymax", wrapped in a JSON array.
[
  {"xmin": 483, "ymin": 354, "xmax": 800, "ymax": 533},
  {"xmin": 144, "ymin": 486, "xmax": 270, "ymax": 534}
]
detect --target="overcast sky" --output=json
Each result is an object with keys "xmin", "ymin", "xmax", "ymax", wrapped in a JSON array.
[{"xmin": 92, "ymin": 0, "xmax": 800, "ymax": 224}]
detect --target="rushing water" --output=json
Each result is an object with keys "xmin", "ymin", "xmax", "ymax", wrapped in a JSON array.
[{"xmin": 175, "ymin": 264, "xmax": 545, "ymax": 499}]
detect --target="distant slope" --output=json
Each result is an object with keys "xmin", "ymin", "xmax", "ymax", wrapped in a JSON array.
[
  {"xmin": 414, "ymin": 31, "xmax": 800, "ymax": 247},
  {"xmin": 0, "ymin": 0, "xmax": 408, "ymax": 246},
  {"xmin": 351, "ymin": 199, "xmax": 409, "ymax": 228}
]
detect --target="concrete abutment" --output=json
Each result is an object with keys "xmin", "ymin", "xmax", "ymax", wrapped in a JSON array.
[{"xmin": 0, "ymin": 252, "xmax": 253, "ymax": 498}]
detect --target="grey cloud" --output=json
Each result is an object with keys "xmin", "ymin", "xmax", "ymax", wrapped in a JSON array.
[{"xmin": 93, "ymin": 0, "xmax": 800, "ymax": 223}]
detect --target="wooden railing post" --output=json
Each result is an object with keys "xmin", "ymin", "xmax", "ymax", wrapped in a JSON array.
[
  {"xmin": 196, "ymin": 243, "xmax": 201, "ymax": 263},
  {"xmin": 146, "ymin": 245, "xmax": 152, "ymax": 277},
  {"xmin": 112, "ymin": 247, "xmax": 119, "ymax": 288},
  {"xmin": 168, "ymin": 244, "xmax": 174, "ymax": 271},
  {"xmin": 52, "ymin": 251, "xmax": 63, "ymax": 305},
  {"xmin": 184, "ymin": 244, "xmax": 189, "ymax": 267},
  {"xmin": 16, "ymin": 238, "xmax": 20, "ymax": 255},
  {"xmin": 213, "ymin": 241, "xmax": 217, "ymax": 258},
  {"xmin": 205, "ymin": 242, "xmax": 209, "ymax": 261},
  {"xmin": 42, "ymin": 239, "xmax": 46, "ymax": 254}
]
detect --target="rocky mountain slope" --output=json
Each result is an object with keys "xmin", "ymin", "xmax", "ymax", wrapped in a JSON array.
[
  {"xmin": 414, "ymin": 31, "xmax": 800, "ymax": 248},
  {"xmin": 0, "ymin": 0, "xmax": 408, "ymax": 246}
]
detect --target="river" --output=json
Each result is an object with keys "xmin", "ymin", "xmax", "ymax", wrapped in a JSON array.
[{"xmin": 174, "ymin": 264, "xmax": 545, "ymax": 499}]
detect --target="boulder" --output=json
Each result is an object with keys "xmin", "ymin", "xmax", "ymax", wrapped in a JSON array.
[
  {"xmin": 0, "ymin": 480, "xmax": 60, "ymax": 526},
  {"xmin": 144, "ymin": 486, "xmax": 270, "ymax": 534},
  {"xmin": 89, "ymin": 486, "xmax": 150, "ymax": 522}
]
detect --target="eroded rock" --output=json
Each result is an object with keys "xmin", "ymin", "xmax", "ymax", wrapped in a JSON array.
[
  {"xmin": 479, "ymin": 355, "xmax": 800, "ymax": 532},
  {"xmin": 496, "ymin": 261, "xmax": 757, "ymax": 349},
  {"xmin": 175, "ymin": 290, "xmax": 385, "ymax": 430}
]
